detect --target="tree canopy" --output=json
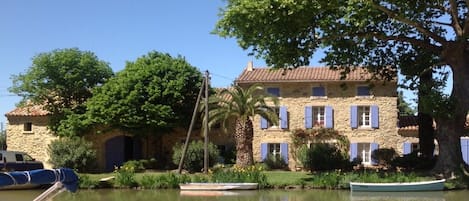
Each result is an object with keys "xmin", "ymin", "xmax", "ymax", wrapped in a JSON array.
[
  {"xmin": 215, "ymin": 0, "xmax": 469, "ymax": 175},
  {"xmin": 9, "ymin": 48, "xmax": 113, "ymax": 132},
  {"xmin": 84, "ymin": 51, "xmax": 203, "ymax": 136}
]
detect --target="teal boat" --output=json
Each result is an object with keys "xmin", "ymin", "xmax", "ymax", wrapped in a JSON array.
[{"xmin": 349, "ymin": 179, "xmax": 445, "ymax": 192}]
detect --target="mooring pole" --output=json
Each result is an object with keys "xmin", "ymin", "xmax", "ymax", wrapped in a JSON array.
[
  {"xmin": 177, "ymin": 76, "xmax": 205, "ymax": 174},
  {"xmin": 203, "ymin": 70, "xmax": 210, "ymax": 174}
]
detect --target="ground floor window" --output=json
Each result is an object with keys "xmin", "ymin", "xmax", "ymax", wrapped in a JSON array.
[{"xmin": 350, "ymin": 142, "xmax": 379, "ymax": 165}]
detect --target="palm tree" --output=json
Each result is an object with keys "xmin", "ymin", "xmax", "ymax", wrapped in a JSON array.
[{"xmin": 207, "ymin": 84, "xmax": 279, "ymax": 167}]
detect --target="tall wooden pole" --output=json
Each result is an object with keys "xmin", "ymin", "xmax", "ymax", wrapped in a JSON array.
[
  {"xmin": 203, "ymin": 70, "xmax": 209, "ymax": 174},
  {"xmin": 177, "ymin": 77, "xmax": 205, "ymax": 174}
]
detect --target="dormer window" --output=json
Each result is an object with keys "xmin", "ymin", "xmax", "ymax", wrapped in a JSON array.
[
  {"xmin": 266, "ymin": 87, "xmax": 280, "ymax": 97},
  {"xmin": 357, "ymin": 86, "xmax": 371, "ymax": 96},
  {"xmin": 312, "ymin": 86, "xmax": 326, "ymax": 97}
]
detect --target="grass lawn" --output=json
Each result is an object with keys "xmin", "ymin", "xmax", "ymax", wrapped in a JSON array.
[{"xmin": 264, "ymin": 171, "xmax": 312, "ymax": 186}]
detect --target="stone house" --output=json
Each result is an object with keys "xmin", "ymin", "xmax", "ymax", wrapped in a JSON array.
[
  {"xmin": 235, "ymin": 64, "xmax": 419, "ymax": 170},
  {"xmin": 5, "ymin": 104, "xmax": 234, "ymax": 172}
]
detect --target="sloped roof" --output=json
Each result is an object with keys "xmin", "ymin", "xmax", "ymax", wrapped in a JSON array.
[
  {"xmin": 398, "ymin": 116, "xmax": 419, "ymax": 131},
  {"xmin": 5, "ymin": 104, "xmax": 49, "ymax": 117},
  {"xmin": 236, "ymin": 67, "xmax": 380, "ymax": 83}
]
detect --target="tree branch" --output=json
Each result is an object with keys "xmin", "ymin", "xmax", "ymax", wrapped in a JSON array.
[
  {"xmin": 355, "ymin": 32, "xmax": 443, "ymax": 54},
  {"xmin": 371, "ymin": 2, "xmax": 448, "ymax": 45},
  {"xmin": 449, "ymin": 0, "xmax": 464, "ymax": 36}
]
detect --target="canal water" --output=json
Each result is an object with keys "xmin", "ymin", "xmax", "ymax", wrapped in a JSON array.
[{"xmin": 2, "ymin": 189, "xmax": 468, "ymax": 201}]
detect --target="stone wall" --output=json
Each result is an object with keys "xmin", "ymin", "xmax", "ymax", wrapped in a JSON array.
[
  {"xmin": 243, "ymin": 82, "xmax": 416, "ymax": 170},
  {"xmin": 6, "ymin": 116, "xmax": 57, "ymax": 168}
]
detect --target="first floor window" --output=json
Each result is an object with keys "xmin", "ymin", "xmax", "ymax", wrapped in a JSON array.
[
  {"xmin": 358, "ymin": 106, "xmax": 370, "ymax": 127},
  {"xmin": 261, "ymin": 106, "xmax": 288, "ymax": 129},
  {"xmin": 312, "ymin": 106, "xmax": 325, "ymax": 127}
]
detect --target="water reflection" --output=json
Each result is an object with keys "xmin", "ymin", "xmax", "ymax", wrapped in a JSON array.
[{"xmin": 3, "ymin": 189, "xmax": 469, "ymax": 201}]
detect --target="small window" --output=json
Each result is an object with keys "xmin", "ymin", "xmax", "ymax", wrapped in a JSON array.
[
  {"xmin": 15, "ymin": 154, "xmax": 24, "ymax": 162},
  {"xmin": 312, "ymin": 86, "xmax": 326, "ymax": 97},
  {"xmin": 24, "ymin": 122, "xmax": 32, "ymax": 132},
  {"xmin": 357, "ymin": 86, "xmax": 370, "ymax": 96},
  {"xmin": 411, "ymin": 143, "xmax": 420, "ymax": 152},
  {"xmin": 23, "ymin": 154, "xmax": 35, "ymax": 162},
  {"xmin": 267, "ymin": 87, "xmax": 280, "ymax": 97}
]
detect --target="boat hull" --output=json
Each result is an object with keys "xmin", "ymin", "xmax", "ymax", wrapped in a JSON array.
[
  {"xmin": 179, "ymin": 183, "xmax": 258, "ymax": 191},
  {"xmin": 349, "ymin": 179, "xmax": 445, "ymax": 192}
]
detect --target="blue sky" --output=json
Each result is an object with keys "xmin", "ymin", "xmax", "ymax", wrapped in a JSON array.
[
  {"xmin": 0, "ymin": 0, "xmax": 312, "ymax": 124},
  {"xmin": 0, "ymin": 1, "xmax": 432, "ymax": 126}
]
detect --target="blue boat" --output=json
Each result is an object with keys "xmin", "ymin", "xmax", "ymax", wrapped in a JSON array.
[
  {"xmin": 349, "ymin": 179, "xmax": 445, "ymax": 192},
  {"xmin": 0, "ymin": 168, "xmax": 78, "ymax": 200}
]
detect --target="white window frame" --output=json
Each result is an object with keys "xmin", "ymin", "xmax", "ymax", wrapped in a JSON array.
[
  {"xmin": 312, "ymin": 106, "xmax": 325, "ymax": 127},
  {"xmin": 267, "ymin": 107, "xmax": 280, "ymax": 128},
  {"xmin": 268, "ymin": 143, "xmax": 281, "ymax": 157},
  {"xmin": 358, "ymin": 106, "xmax": 371, "ymax": 128},
  {"xmin": 358, "ymin": 143, "xmax": 372, "ymax": 165}
]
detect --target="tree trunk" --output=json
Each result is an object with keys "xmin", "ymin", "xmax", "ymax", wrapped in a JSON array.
[
  {"xmin": 234, "ymin": 118, "xmax": 254, "ymax": 167},
  {"xmin": 433, "ymin": 46, "xmax": 469, "ymax": 176},
  {"xmin": 418, "ymin": 70, "xmax": 435, "ymax": 158}
]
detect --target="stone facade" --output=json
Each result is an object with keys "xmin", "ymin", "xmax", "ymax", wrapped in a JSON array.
[
  {"xmin": 5, "ymin": 115, "xmax": 57, "ymax": 169},
  {"xmin": 236, "ymin": 66, "xmax": 417, "ymax": 170}
]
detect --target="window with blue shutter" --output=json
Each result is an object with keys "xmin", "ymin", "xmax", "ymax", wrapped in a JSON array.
[
  {"xmin": 325, "ymin": 106, "xmax": 333, "ymax": 128},
  {"xmin": 280, "ymin": 143, "xmax": 289, "ymax": 164},
  {"xmin": 350, "ymin": 143, "xmax": 358, "ymax": 162},
  {"xmin": 371, "ymin": 105, "xmax": 379, "ymax": 128},
  {"xmin": 305, "ymin": 106, "xmax": 312, "ymax": 129},
  {"xmin": 350, "ymin": 106, "xmax": 358, "ymax": 128},
  {"xmin": 280, "ymin": 106, "xmax": 288, "ymax": 129},
  {"xmin": 312, "ymin": 86, "xmax": 326, "ymax": 96},
  {"xmin": 403, "ymin": 142, "xmax": 412, "ymax": 155},
  {"xmin": 357, "ymin": 86, "xmax": 370, "ymax": 96},
  {"xmin": 461, "ymin": 138, "xmax": 469, "ymax": 165},
  {"xmin": 261, "ymin": 143, "xmax": 268, "ymax": 161},
  {"xmin": 267, "ymin": 87, "xmax": 280, "ymax": 97},
  {"xmin": 260, "ymin": 117, "xmax": 268, "ymax": 129},
  {"xmin": 370, "ymin": 143, "xmax": 379, "ymax": 165}
]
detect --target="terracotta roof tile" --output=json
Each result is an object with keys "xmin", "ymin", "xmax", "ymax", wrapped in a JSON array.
[
  {"xmin": 5, "ymin": 104, "xmax": 49, "ymax": 117},
  {"xmin": 236, "ymin": 67, "xmax": 379, "ymax": 83},
  {"xmin": 398, "ymin": 116, "xmax": 419, "ymax": 131}
]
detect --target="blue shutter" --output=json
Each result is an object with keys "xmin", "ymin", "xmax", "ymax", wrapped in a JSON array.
[
  {"xmin": 325, "ymin": 106, "xmax": 333, "ymax": 128},
  {"xmin": 370, "ymin": 143, "xmax": 379, "ymax": 165},
  {"xmin": 280, "ymin": 143, "xmax": 289, "ymax": 164},
  {"xmin": 261, "ymin": 143, "xmax": 268, "ymax": 161},
  {"xmin": 350, "ymin": 106, "xmax": 358, "ymax": 128},
  {"xmin": 357, "ymin": 86, "xmax": 370, "ymax": 96},
  {"xmin": 403, "ymin": 142, "xmax": 412, "ymax": 155},
  {"xmin": 280, "ymin": 106, "xmax": 288, "ymax": 129},
  {"xmin": 461, "ymin": 138, "xmax": 469, "ymax": 165},
  {"xmin": 260, "ymin": 117, "xmax": 268, "ymax": 129},
  {"xmin": 371, "ymin": 105, "xmax": 379, "ymax": 128},
  {"xmin": 267, "ymin": 87, "xmax": 280, "ymax": 97},
  {"xmin": 305, "ymin": 106, "xmax": 312, "ymax": 129},
  {"xmin": 312, "ymin": 87, "xmax": 325, "ymax": 96},
  {"xmin": 350, "ymin": 143, "xmax": 358, "ymax": 161}
]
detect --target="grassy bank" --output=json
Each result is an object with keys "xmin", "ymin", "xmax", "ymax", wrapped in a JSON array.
[{"xmin": 78, "ymin": 169, "xmax": 462, "ymax": 190}]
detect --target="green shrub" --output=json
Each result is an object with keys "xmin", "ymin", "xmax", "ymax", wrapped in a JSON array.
[
  {"xmin": 391, "ymin": 151, "xmax": 436, "ymax": 170},
  {"xmin": 304, "ymin": 143, "xmax": 351, "ymax": 171},
  {"xmin": 140, "ymin": 158, "xmax": 158, "ymax": 169},
  {"xmin": 47, "ymin": 137, "xmax": 97, "ymax": 172},
  {"xmin": 211, "ymin": 165, "xmax": 267, "ymax": 188},
  {"xmin": 172, "ymin": 140, "xmax": 220, "ymax": 173},
  {"xmin": 263, "ymin": 154, "xmax": 288, "ymax": 170},
  {"xmin": 139, "ymin": 173, "xmax": 191, "ymax": 189},
  {"xmin": 371, "ymin": 148, "xmax": 398, "ymax": 166},
  {"xmin": 122, "ymin": 160, "xmax": 145, "ymax": 173},
  {"xmin": 78, "ymin": 174, "xmax": 99, "ymax": 189},
  {"xmin": 114, "ymin": 166, "xmax": 137, "ymax": 188}
]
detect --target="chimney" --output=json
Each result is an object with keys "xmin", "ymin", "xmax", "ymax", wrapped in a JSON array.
[{"xmin": 246, "ymin": 61, "xmax": 253, "ymax": 71}]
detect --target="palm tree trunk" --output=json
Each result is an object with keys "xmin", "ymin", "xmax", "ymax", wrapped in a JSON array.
[{"xmin": 234, "ymin": 118, "xmax": 254, "ymax": 167}]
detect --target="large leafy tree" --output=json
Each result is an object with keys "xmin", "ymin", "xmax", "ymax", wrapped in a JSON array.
[
  {"xmin": 215, "ymin": 0, "xmax": 469, "ymax": 175},
  {"xmin": 85, "ymin": 51, "xmax": 203, "ymax": 135},
  {"xmin": 9, "ymin": 48, "xmax": 113, "ymax": 132},
  {"xmin": 207, "ymin": 85, "xmax": 279, "ymax": 167}
]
